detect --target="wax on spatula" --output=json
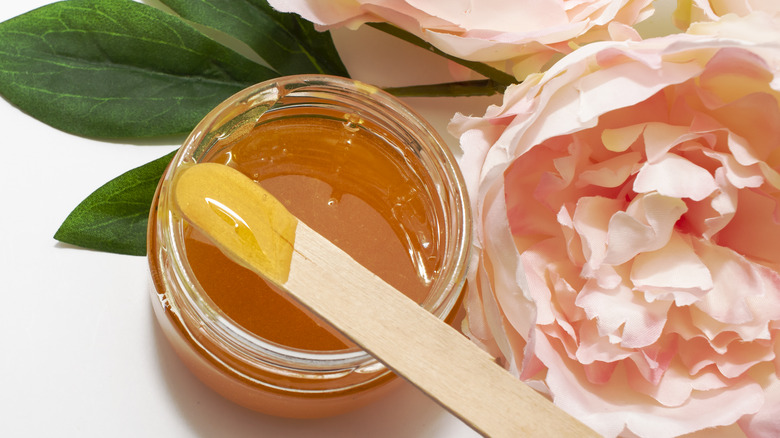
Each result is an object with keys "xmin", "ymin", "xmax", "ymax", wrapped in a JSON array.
[{"xmin": 172, "ymin": 162, "xmax": 598, "ymax": 438}]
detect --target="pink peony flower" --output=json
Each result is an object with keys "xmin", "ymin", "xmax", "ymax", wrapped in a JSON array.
[
  {"xmin": 675, "ymin": 0, "xmax": 780, "ymax": 29},
  {"xmin": 451, "ymin": 18, "xmax": 780, "ymax": 438},
  {"xmin": 269, "ymin": 0, "xmax": 655, "ymax": 78}
]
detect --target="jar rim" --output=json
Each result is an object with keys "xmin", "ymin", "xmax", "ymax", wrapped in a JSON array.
[{"xmin": 157, "ymin": 74, "xmax": 472, "ymax": 370}]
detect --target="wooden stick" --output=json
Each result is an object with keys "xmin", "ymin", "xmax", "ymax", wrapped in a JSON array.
[{"xmin": 173, "ymin": 163, "xmax": 598, "ymax": 438}]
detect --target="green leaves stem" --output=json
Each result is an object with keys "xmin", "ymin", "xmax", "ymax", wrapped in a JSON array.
[
  {"xmin": 368, "ymin": 22, "xmax": 518, "ymax": 88},
  {"xmin": 0, "ymin": 0, "xmax": 277, "ymax": 138},
  {"xmin": 157, "ymin": 0, "xmax": 349, "ymax": 77},
  {"xmin": 384, "ymin": 79, "xmax": 506, "ymax": 97},
  {"xmin": 54, "ymin": 151, "xmax": 176, "ymax": 255}
]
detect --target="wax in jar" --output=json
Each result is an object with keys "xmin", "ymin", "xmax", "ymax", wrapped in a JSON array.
[{"xmin": 183, "ymin": 107, "xmax": 440, "ymax": 351}]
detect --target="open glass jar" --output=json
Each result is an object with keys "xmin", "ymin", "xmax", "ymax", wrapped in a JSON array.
[{"xmin": 147, "ymin": 75, "xmax": 471, "ymax": 418}]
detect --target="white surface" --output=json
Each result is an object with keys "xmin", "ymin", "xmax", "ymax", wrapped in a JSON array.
[{"xmin": 0, "ymin": 2, "xmax": 494, "ymax": 437}]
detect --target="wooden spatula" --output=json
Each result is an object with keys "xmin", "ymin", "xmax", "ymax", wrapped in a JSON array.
[{"xmin": 173, "ymin": 162, "xmax": 597, "ymax": 438}]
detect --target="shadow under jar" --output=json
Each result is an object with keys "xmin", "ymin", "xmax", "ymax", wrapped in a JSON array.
[{"xmin": 147, "ymin": 75, "xmax": 471, "ymax": 418}]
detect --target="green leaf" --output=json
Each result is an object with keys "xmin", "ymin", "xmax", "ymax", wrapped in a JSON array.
[
  {"xmin": 368, "ymin": 23, "xmax": 517, "ymax": 88},
  {"xmin": 384, "ymin": 79, "xmax": 507, "ymax": 97},
  {"xmin": 54, "ymin": 150, "xmax": 175, "ymax": 255},
  {"xmin": 0, "ymin": 0, "xmax": 277, "ymax": 138},
  {"xmin": 158, "ymin": 0, "xmax": 349, "ymax": 77}
]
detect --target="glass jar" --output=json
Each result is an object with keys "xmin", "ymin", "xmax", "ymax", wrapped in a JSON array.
[{"xmin": 147, "ymin": 75, "xmax": 471, "ymax": 418}]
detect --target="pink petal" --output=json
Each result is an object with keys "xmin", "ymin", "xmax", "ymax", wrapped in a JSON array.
[
  {"xmin": 408, "ymin": 0, "xmax": 569, "ymax": 33},
  {"xmin": 576, "ymin": 278, "xmax": 671, "ymax": 349},
  {"xmin": 549, "ymin": 268, "xmax": 588, "ymax": 323},
  {"xmin": 679, "ymin": 168, "xmax": 738, "ymax": 240},
  {"xmin": 677, "ymin": 336, "xmax": 719, "ymax": 375},
  {"xmin": 717, "ymin": 187, "xmax": 780, "ymax": 265},
  {"xmin": 680, "ymin": 335, "xmax": 775, "ymax": 378},
  {"xmin": 717, "ymin": 340, "xmax": 774, "ymax": 379},
  {"xmin": 544, "ymin": 320, "xmax": 580, "ymax": 360},
  {"xmin": 625, "ymin": 358, "xmax": 694, "ymax": 407},
  {"xmin": 268, "ymin": 0, "xmax": 369, "ymax": 27},
  {"xmin": 556, "ymin": 204, "xmax": 587, "ymax": 267},
  {"xmin": 534, "ymin": 335, "xmax": 765, "ymax": 438},
  {"xmin": 463, "ymin": 258, "xmax": 510, "ymax": 360},
  {"xmin": 634, "ymin": 152, "xmax": 718, "ymax": 201},
  {"xmin": 483, "ymin": 186, "xmax": 540, "ymax": 334},
  {"xmin": 700, "ymin": 144, "xmax": 766, "ymax": 189},
  {"xmin": 606, "ymin": 21, "xmax": 643, "ymax": 42},
  {"xmin": 760, "ymin": 161, "xmax": 780, "ymax": 189},
  {"xmin": 629, "ymin": 335, "xmax": 678, "ymax": 386},
  {"xmin": 572, "ymin": 196, "xmax": 624, "ymax": 276},
  {"xmin": 578, "ymin": 45, "xmax": 704, "ymax": 124},
  {"xmin": 603, "ymin": 193, "xmax": 688, "ymax": 266},
  {"xmin": 725, "ymin": 130, "xmax": 761, "ymax": 167},
  {"xmin": 504, "ymin": 145, "xmax": 571, "ymax": 250},
  {"xmin": 520, "ymin": 238, "xmax": 588, "ymax": 331},
  {"xmin": 692, "ymin": 239, "xmax": 780, "ymax": 336},
  {"xmin": 576, "ymin": 320, "xmax": 633, "ymax": 366},
  {"xmin": 631, "ymin": 232, "xmax": 714, "ymax": 292},
  {"xmin": 602, "ymin": 123, "xmax": 645, "ymax": 152},
  {"xmin": 699, "ymin": 47, "xmax": 775, "ymax": 105},
  {"xmin": 739, "ymin": 374, "xmax": 780, "ymax": 437},
  {"xmin": 626, "ymin": 355, "xmax": 764, "ymax": 408},
  {"xmin": 712, "ymin": 92, "xmax": 780, "ymax": 165},
  {"xmin": 577, "ymin": 151, "xmax": 643, "ymax": 188},
  {"xmin": 703, "ymin": 171, "xmax": 739, "ymax": 235},
  {"xmin": 623, "ymin": 378, "xmax": 763, "ymax": 437},
  {"xmin": 552, "ymin": 147, "xmax": 581, "ymax": 186},
  {"xmin": 642, "ymin": 123, "xmax": 709, "ymax": 163},
  {"xmin": 583, "ymin": 360, "xmax": 620, "ymax": 385}
]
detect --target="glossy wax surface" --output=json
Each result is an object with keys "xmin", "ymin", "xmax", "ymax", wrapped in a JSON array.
[{"xmin": 186, "ymin": 109, "xmax": 438, "ymax": 351}]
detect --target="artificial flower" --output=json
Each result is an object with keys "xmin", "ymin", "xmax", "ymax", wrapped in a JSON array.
[
  {"xmin": 675, "ymin": 0, "xmax": 780, "ymax": 29},
  {"xmin": 452, "ymin": 17, "xmax": 780, "ymax": 437},
  {"xmin": 269, "ymin": 0, "xmax": 656, "ymax": 78}
]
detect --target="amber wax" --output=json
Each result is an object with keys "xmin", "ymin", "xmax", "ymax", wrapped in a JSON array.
[
  {"xmin": 148, "ymin": 75, "xmax": 470, "ymax": 418},
  {"xmin": 185, "ymin": 108, "xmax": 439, "ymax": 351}
]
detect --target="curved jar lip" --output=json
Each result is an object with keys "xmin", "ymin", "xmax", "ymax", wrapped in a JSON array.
[{"xmin": 154, "ymin": 74, "xmax": 472, "ymax": 373}]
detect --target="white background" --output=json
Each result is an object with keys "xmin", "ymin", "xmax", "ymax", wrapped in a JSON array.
[{"xmin": 0, "ymin": 1, "xmax": 677, "ymax": 437}]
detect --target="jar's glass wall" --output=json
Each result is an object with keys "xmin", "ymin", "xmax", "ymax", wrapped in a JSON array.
[{"xmin": 147, "ymin": 75, "xmax": 470, "ymax": 418}]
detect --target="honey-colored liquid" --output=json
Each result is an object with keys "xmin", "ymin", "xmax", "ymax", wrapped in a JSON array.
[{"xmin": 184, "ymin": 108, "xmax": 440, "ymax": 351}]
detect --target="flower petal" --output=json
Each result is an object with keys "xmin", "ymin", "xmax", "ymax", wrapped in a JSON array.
[
  {"xmin": 604, "ymin": 193, "xmax": 688, "ymax": 266},
  {"xmin": 576, "ymin": 278, "xmax": 671, "ymax": 349},
  {"xmin": 536, "ymin": 336, "xmax": 764, "ymax": 438},
  {"xmin": 602, "ymin": 123, "xmax": 645, "ymax": 152},
  {"xmin": 739, "ymin": 373, "xmax": 780, "ymax": 437},
  {"xmin": 679, "ymin": 335, "xmax": 775, "ymax": 379},
  {"xmin": 577, "ymin": 151, "xmax": 643, "ymax": 188},
  {"xmin": 631, "ymin": 232, "xmax": 714, "ymax": 293},
  {"xmin": 634, "ymin": 153, "xmax": 718, "ymax": 201},
  {"xmin": 576, "ymin": 320, "xmax": 633, "ymax": 366},
  {"xmin": 642, "ymin": 123, "xmax": 706, "ymax": 163},
  {"xmin": 716, "ymin": 187, "xmax": 780, "ymax": 265},
  {"xmin": 572, "ymin": 196, "xmax": 624, "ymax": 276},
  {"xmin": 692, "ymin": 238, "xmax": 780, "ymax": 333}
]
